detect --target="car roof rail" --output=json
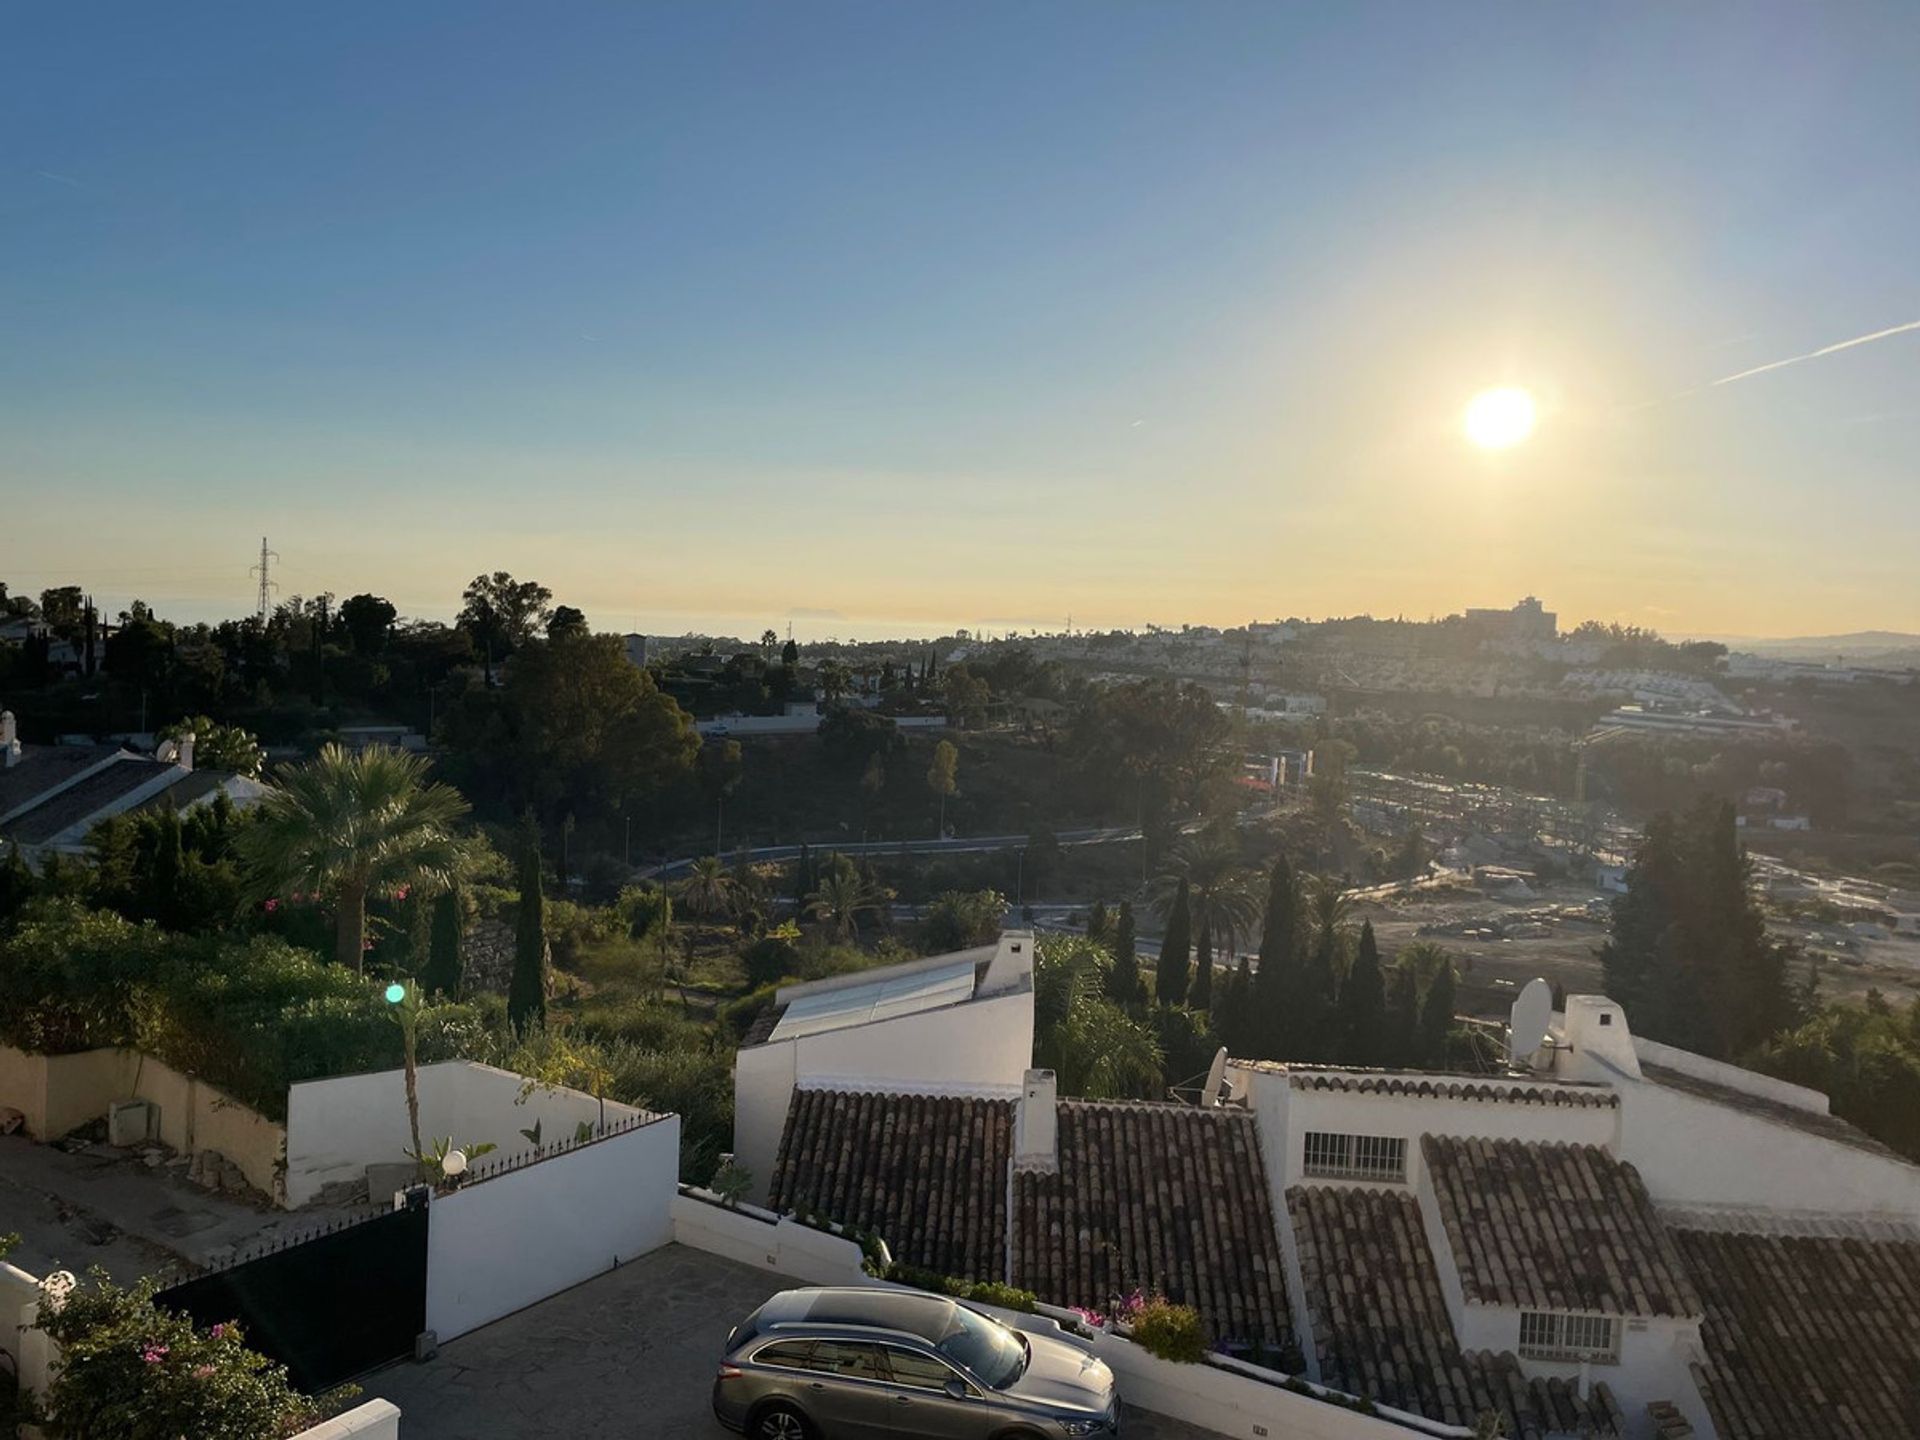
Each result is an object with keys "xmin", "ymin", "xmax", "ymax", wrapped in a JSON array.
[{"xmin": 764, "ymin": 1320, "xmax": 930, "ymax": 1345}]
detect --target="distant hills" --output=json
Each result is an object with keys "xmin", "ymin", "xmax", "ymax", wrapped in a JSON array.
[{"xmin": 1692, "ymin": 631, "xmax": 1920, "ymax": 665}]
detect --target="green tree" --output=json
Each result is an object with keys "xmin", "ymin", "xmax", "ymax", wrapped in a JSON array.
[
  {"xmin": 546, "ymin": 604, "xmax": 588, "ymax": 640},
  {"xmin": 698, "ymin": 738, "xmax": 745, "ymax": 855},
  {"xmin": 1156, "ymin": 878, "xmax": 1192, "ymax": 1007},
  {"xmin": 1383, "ymin": 954, "xmax": 1420, "ymax": 1067},
  {"xmin": 1415, "ymin": 950, "xmax": 1457, "ymax": 1067},
  {"xmin": 1600, "ymin": 798, "xmax": 1790, "ymax": 1057},
  {"xmin": 1249, "ymin": 856, "xmax": 1300, "ymax": 1059},
  {"xmin": 806, "ymin": 857, "xmax": 880, "ymax": 939},
  {"xmin": 422, "ymin": 889, "xmax": 464, "ymax": 996},
  {"xmin": 1340, "ymin": 920, "xmax": 1387, "ymax": 1064},
  {"xmin": 1149, "ymin": 830, "xmax": 1262, "ymax": 958},
  {"xmin": 509, "ymin": 812, "xmax": 547, "ymax": 1034},
  {"xmin": 1108, "ymin": 900, "xmax": 1143, "ymax": 1007},
  {"xmin": 1191, "ymin": 912, "xmax": 1214, "ymax": 1012},
  {"xmin": 339, "ymin": 592, "xmax": 397, "ymax": 655},
  {"xmin": 160, "ymin": 715, "xmax": 264, "ymax": 777},
  {"xmin": 1033, "ymin": 935, "xmax": 1163, "ymax": 1099},
  {"xmin": 927, "ymin": 738, "xmax": 959, "ymax": 838},
  {"xmin": 240, "ymin": 744, "xmax": 469, "ymax": 972},
  {"xmin": 458, "ymin": 571, "xmax": 554, "ymax": 685},
  {"xmin": 679, "ymin": 855, "xmax": 737, "ymax": 919},
  {"xmin": 1087, "ymin": 901, "xmax": 1112, "ymax": 947},
  {"xmin": 919, "ymin": 889, "xmax": 1008, "ymax": 952}
]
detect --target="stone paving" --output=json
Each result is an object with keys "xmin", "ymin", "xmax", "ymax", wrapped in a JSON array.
[
  {"xmin": 363, "ymin": 1243, "xmax": 1225, "ymax": 1440},
  {"xmin": 0, "ymin": 1134, "xmax": 293, "ymax": 1282}
]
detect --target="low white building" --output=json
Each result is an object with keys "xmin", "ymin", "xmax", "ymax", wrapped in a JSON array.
[
  {"xmin": 733, "ymin": 927, "xmax": 1920, "ymax": 1440},
  {"xmin": 731, "ymin": 932, "xmax": 1037, "ymax": 1204}
]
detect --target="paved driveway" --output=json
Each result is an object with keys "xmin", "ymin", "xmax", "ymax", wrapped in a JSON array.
[{"xmin": 363, "ymin": 1244, "xmax": 1222, "ymax": 1440}]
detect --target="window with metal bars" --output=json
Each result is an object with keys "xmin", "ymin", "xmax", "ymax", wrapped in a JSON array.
[
  {"xmin": 1301, "ymin": 1131, "xmax": 1407, "ymax": 1182},
  {"xmin": 1518, "ymin": 1311, "xmax": 1619, "ymax": 1362}
]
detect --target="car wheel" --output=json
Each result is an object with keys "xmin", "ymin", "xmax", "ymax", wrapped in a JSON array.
[{"xmin": 752, "ymin": 1403, "xmax": 813, "ymax": 1440}]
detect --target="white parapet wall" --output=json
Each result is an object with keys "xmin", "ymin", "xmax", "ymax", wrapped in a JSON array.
[
  {"xmin": 669, "ymin": 1190, "xmax": 875, "ymax": 1285},
  {"xmin": 291, "ymin": 1400, "xmax": 402, "ymax": 1440},
  {"xmin": 424, "ymin": 1112, "xmax": 681, "ymax": 1343},
  {"xmin": 285, "ymin": 1059, "xmax": 648, "ymax": 1208}
]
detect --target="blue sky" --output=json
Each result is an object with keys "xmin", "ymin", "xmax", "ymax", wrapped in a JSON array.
[{"xmin": 4, "ymin": 2, "xmax": 1917, "ymax": 638}]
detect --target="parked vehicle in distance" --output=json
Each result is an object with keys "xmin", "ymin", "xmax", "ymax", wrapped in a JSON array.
[{"xmin": 713, "ymin": 1285, "xmax": 1120, "ymax": 1439}]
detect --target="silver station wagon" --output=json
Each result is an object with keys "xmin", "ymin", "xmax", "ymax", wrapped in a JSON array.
[{"xmin": 712, "ymin": 1286, "xmax": 1120, "ymax": 1440}]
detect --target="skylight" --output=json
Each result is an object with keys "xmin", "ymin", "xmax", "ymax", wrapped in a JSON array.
[{"xmin": 768, "ymin": 959, "xmax": 978, "ymax": 1041}]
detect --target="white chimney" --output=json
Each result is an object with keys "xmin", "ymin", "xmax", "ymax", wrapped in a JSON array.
[
  {"xmin": 173, "ymin": 732, "xmax": 195, "ymax": 772},
  {"xmin": 0, "ymin": 710, "xmax": 19, "ymax": 769},
  {"xmin": 1014, "ymin": 1068, "xmax": 1058, "ymax": 1173},
  {"xmin": 1556, "ymin": 995, "xmax": 1642, "ymax": 1082}
]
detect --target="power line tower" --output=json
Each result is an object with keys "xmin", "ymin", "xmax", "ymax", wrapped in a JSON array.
[{"xmin": 250, "ymin": 536, "xmax": 279, "ymax": 621}]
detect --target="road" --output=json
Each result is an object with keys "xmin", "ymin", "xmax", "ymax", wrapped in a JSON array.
[{"xmin": 639, "ymin": 824, "xmax": 1143, "ymax": 879}]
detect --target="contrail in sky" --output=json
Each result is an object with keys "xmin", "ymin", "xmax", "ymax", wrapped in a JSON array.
[{"xmin": 1711, "ymin": 319, "xmax": 1920, "ymax": 387}]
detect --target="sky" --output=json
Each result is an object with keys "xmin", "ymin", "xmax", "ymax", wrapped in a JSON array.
[{"xmin": 4, "ymin": 2, "xmax": 1918, "ymax": 641}]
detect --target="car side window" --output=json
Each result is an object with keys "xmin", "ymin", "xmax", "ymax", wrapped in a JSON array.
[
  {"xmin": 753, "ymin": 1341, "xmax": 815, "ymax": 1370},
  {"xmin": 807, "ymin": 1341, "xmax": 884, "ymax": 1381},
  {"xmin": 883, "ymin": 1346, "xmax": 961, "ymax": 1392}
]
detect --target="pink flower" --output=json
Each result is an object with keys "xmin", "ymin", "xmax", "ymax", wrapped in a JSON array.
[
  {"xmin": 142, "ymin": 1344, "xmax": 169, "ymax": 1364},
  {"xmin": 394, "ymin": 885, "xmax": 411, "ymax": 901},
  {"xmin": 263, "ymin": 898, "xmax": 281, "ymax": 913},
  {"xmin": 210, "ymin": 1323, "xmax": 229, "ymax": 1339},
  {"xmin": 193, "ymin": 1364, "xmax": 215, "ymax": 1379}
]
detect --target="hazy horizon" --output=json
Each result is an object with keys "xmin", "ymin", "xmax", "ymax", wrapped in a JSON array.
[{"xmin": 7, "ymin": 3, "xmax": 1918, "ymax": 639}]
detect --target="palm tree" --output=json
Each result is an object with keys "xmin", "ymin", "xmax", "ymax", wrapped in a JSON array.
[
  {"xmin": 805, "ymin": 864, "xmax": 879, "ymax": 939},
  {"xmin": 1149, "ymin": 830, "xmax": 1262, "ymax": 956},
  {"xmin": 1033, "ymin": 936, "xmax": 1164, "ymax": 1099},
  {"xmin": 241, "ymin": 744, "xmax": 469, "ymax": 972},
  {"xmin": 679, "ymin": 856, "xmax": 736, "ymax": 919}
]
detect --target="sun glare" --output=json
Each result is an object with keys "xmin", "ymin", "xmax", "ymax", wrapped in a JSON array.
[{"xmin": 1463, "ymin": 387, "xmax": 1537, "ymax": 450}]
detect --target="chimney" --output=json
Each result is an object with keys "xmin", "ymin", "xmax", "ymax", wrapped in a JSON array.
[
  {"xmin": 174, "ymin": 732, "xmax": 195, "ymax": 772},
  {"xmin": 1014, "ymin": 1068, "xmax": 1058, "ymax": 1174},
  {"xmin": 1, "ymin": 710, "xmax": 19, "ymax": 769}
]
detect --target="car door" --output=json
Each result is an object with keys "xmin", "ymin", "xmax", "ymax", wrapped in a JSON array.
[
  {"xmin": 799, "ymin": 1340, "xmax": 896, "ymax": 1439},
  {"xmin": 877, "ymin": 1344, "xmax": 994, "ymax": 1440}
]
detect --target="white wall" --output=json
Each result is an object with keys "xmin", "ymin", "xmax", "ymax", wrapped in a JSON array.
[
  {"xmin": 1233, "ymin": 1064, "xmax": 1620, "ymax": 1197},
  {"xmin": 424, "ymin": 1114, "xmax": 680, "ymax": 1342},
  {"xmin": 669, "ymin": 1192, "xmax": 875, "ymax": 1285},
  {"xmin": 734, "ymin": 976, "xmax": 1034, "ymax": 1204},
  {"xmin": 285, "ymin": 1060, "xmax": 647, "ymax": 1208},
  {"xmin": 290, "ymin": 1400, "xmax": 402, "ymax": 1440},
  {"xmin": 1615, "ymin": 1076, "xmax": 1920, "ymax": 1218}
]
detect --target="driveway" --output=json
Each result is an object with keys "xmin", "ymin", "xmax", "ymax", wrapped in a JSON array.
[{"xmin": 363, "ymin": 1244, "xmax": 1223, "ymax": 1440}]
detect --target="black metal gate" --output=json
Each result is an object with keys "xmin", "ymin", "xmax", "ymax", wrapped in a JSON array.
[{"xmin": 155, "ymin": 1202, "xmax": 429, "ymax": 1393}]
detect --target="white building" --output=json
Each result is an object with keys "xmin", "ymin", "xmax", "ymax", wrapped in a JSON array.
[
  {"xmin": 730, "ymin": 927, "xmax": 1920, "ymax": 1440},
  {"xmin": 731, "ymin": 932, "xmax": 1037, "ymax": 1204}
]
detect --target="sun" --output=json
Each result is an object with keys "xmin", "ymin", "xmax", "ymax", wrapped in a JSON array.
[{"xmin": 1463, "ymin": 387, "xmax": 1537, "ymax": 449}]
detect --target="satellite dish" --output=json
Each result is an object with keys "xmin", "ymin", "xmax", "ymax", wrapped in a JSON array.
[
  {"xmin": 1202, "ymin": 1046, "xmax": 1229, "ymax": 1107},
  {"xmin": 1508, "ymin": 978, "xmax": 1554, "ymax": 1067}
]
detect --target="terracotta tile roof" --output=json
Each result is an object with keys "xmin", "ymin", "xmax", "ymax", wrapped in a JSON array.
[
  {"xmin": 1234, "ymin": 1062, "xmax": 1619, "ymax": 1108},
  {"xmin": 1421, "ymin": 1135, "xmax": 1700, "ymax": 1318},
  {"xmin": 767, "ymin": 1087, "xmax": 1011, "ymax": 1281},
  {"xmin": 1671, "ymin": 1227, "xmax": 1920, "ymax": 1440},
  {"xmin": 1014, "ymin": 1100, "xmax": 1291, "ymax": 1349},
  {"xmin": 1289, "ymin": 1184, "xmax": 1622, "ymax": 1437},
  {"xmin": 766, "ymin": 1087, "xmax": 1292, "ymax": 1350},
  {"xmin": 1640, "ymin": 1061, "xmax": 1908, "ymax": 1164}
]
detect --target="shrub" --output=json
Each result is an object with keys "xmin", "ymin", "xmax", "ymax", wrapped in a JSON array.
[
  {"xmin": 1129, "ymin": 1298, "xmax": 1206, "ymax": 1364},
  {"xmin": 33, "ymin": 1269, "xmax": 328, "ymax": 1439},
  {"xmin": 883, "ymin": 1263, "xmax": 1037, "ymax": 1313},
  {"xmin": 741, "ymin": 934, "xmax": 801, "ymax": 989}
]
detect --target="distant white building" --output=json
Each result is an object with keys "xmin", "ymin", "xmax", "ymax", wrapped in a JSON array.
[{"xmin": 623, "ymin": 633, "xmax": 649, "ymax": 670}]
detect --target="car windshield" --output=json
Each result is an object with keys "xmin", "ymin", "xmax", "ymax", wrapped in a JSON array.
[{"xmin": 934, "ymin": 1305, "xmax": 1027, "ymax": 1389}]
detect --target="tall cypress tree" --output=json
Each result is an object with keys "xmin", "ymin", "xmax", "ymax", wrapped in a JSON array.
[
  {"xmin": 1416, "ymin": 957, "xmax": 1457, "ymax": 1068},
  {"xmin": 1087, "ymin": 901, "xmax": 1112, "ymax": 947},
  {"xmin": 509, "ymin": 812, "xmax": 547, "ymax": 1035},
  {"xmin": 1251, "ymin": 856, "xmax": 1298, "ymax": 1059},
  {"xmin": 1339, "ymin": 920, "xmax": 1386, "ymax": 1065},
  {"xmin": 1299, "ymin": 914, "xmax": 1339, "ymax": 1063},
  {"xmin": 1109, "ymin": 900, "xmax": 1143, "ymax": 1007},
  {"xmin": 1222, "ymin": 956, "xmax": 1254, "ymax": 1053},
  {"xmin": 149, "ymin": 808, "xmax": 184, "ymax": 930},
  {"xmin": 1157, "ymin": 879, "xmax": 1192, "ymax": 1007},
  {"xmin": 422, "ymin": 889, "xmax": 464, "ymax": 997},
  {"xmin": 1191, "ymin": 913, "xmax": 1214, "ymax": 1012},
  {"xmin": 1383, "ymin": 957, "xmax": 1419, "ymax": 1068}
]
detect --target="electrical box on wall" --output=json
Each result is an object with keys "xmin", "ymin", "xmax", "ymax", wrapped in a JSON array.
[{"xmin": 108, "ymin": 1098, "xmax": 157, "ymax": 1146}]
